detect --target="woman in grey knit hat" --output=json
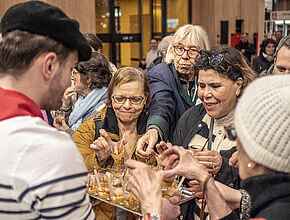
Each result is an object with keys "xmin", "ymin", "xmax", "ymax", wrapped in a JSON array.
[{"xmin": 156, "ymin": 74, "xmax": 290, "ymax": 219}]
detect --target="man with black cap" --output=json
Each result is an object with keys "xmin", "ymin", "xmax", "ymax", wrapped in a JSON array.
[{"xmin": 0, "ymin": 1, "xmax": 95, "ymax": 219}]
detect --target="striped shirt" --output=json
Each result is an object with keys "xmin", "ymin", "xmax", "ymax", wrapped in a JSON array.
[{"xmin": 0, "ymin": 116, "xmax": 95, "ymax": 219}]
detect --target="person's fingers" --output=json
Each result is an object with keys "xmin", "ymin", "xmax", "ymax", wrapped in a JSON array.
[
  {"xmin": 165, "ymin": 155, "xmax": 180, "ymax": 169},
  {"xmin": 159, "ymin": 146, "xmax": 181, "ymax": 162},
  {"xmin": 188, "ymin": 180, "xmax": 200, "ymax": 186},
  {"xmin": 195, "ymin": 150, "xmax": 216, "ymax": 156},
  {"xmin": 99, "ymin": 129, "xmax": 114, "ymax": 145},
  {"xmin": 163, "ymin": 168, "xmax": 179, "ymax": 180},
  {"xmin": 98, "ymin": 137, "xmax": 110, "ymax": 150},
  {"xmin": 136, "ymin": 141, "xmax": 151, "ymax": 158},
  {"xmin": 166, "ymin": 196, "xmax": 180, "ymax": 205},
  {"xmin": 125, "ymin": 159, "xmax": 148, "ymax": 170},
  {"xmin": 156, "ymin": 141, "xmax": 167, "ymax": 155}
]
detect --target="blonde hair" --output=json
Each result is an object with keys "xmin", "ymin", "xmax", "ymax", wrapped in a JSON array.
[{"xmin": 165, "ymin": 24, "xmax": 210, "ymax": 63}]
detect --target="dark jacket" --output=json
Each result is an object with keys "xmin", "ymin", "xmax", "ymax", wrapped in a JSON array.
[
  {"xmin": 174, "ymin": 104, "xmax": 240, "ymax": 220},
  {"xmin": 222, "ymin": 173, "xmax": 290, "ymax": 220},
  {"xmin": 147, "ymin": 56, "xmax": 163, "ymax": 72},
  {"xmin": 147, "ymin": 62, "xmax": 197, "ymax": 140},
  {"xmin": 235, "ymin": 41, "xmax": 256, "ymax": 63},
  {"xmin": 252, "ymin": 51, "xmax": 274, "ymax": 75}
]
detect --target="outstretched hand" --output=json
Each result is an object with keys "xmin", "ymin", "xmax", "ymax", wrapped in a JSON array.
[
  {"xmin": 160, "ymin": 146, "xmax": 209, "ymax": 182},
  {"xmin": 136, "ymin": 129, "xmax": 158, "ymax": 159}
]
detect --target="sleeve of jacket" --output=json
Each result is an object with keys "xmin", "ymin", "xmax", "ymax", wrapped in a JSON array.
[
  {"xmin": 215, "ymin": 147, "xmax": 240, "ymax": 189},
  {"xmin": 252, "ymin": 57, "xmax": 260, "ymax": 73},
  {"xmin": 73, "ymin": 118, "xmax": 98, "ymax": 173},
  {"xmin": 147, "ymin": 64, "xmax": 177, "ymax": 140}
]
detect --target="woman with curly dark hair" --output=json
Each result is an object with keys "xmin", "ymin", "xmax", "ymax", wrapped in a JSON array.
[
  {"xmin": 252, "ymin": 38, "xmax": 276, "ymax": 76},
  {"xmin": 54, "ymin": 52, "xmax": 112, "ymax": 133}
]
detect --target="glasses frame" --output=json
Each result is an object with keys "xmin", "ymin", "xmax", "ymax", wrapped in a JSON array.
[
  {"xmin": 71, "ymin": 69, "xmax": 79, "ymax": 78},
  {"xmin": 112, "ymin": 95, "xmax": 145, "ymax": 105},
  {"xmin": 173, "ymin": 45, "xmax": 200, "ymax": 58}
]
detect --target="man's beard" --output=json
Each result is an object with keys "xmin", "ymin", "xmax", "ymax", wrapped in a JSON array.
[{"xmin": 40, "ymin": 69, "xmax": 67, "ymax": 111}]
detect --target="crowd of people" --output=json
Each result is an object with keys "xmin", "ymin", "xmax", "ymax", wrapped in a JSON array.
[{"xmin": 0, "ymin": 1, "xmax": 289, "ymax": 220}]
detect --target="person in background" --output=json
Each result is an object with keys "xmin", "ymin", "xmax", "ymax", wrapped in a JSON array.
[
  {"xmin": 0, "ymin": 1, "xmax": 94, "ymax": 219},
  {"xmin": 274, "ymin": 30, "xmax": 283, "ymax": 46},
  {"xmin": 125, "ymin": 74, "xmax": 290, "ymax": 220},
  {"xmin": 252, "ymin": 38, "xmax": 276, "ymax": 76},
  {"xmin": 267, "ymin": 34, "xmax": 290, "ymax": 75},
  {"xmin": 145, "ymin": 38, "xmax": 158, "ymax": 69},
  {"xmin": 235, "ymin": 33, "xmax": 256, "ymax": 63},
  {"xmin": 136, "ymin": 24, "xmax": 210, "ymax": 159},
  {"xmin": 147, "ymin": 35, "xmax": 174, "ymax": 72},
  {"xmin": 84, "ymin": 33, "xmax": 117, "ymax": 74},
  {"xmin": 54, "ymin": 52, "xmax": 112, "ymax": 134},
  {"xmin": 73, "ymin": 67, "xmax": 155, "ymax": 219}
]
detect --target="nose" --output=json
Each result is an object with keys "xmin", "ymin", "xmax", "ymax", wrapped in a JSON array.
[
  {"xmin": 203, "ymin": 86, "xmax": 213, "ymax": 98},
  {"xmin": 122, "ymin": 98, "xmax": 132, "ymax": 109},
  {"xmin": 181, "ymin": 50, "xmax": 190, "ymax": 59}
]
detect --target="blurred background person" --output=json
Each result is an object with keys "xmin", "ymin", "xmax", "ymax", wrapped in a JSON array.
[
  {"xmin": 235, "ymin": 33, "xmax": 256, "ymax": 64},
  {"xmin": 145, "ymin": 38, "xmax": 158, "ymax": 69},
  {"xmin": 136, "ymin": 24, "xmax": 210, "ymax": 160},
  {"xmin": 73, "ymin": 67, "xmax": 155, "ymax": 219},
  {"xmin": 84, "ymin": 33, "xmax": 117, "ymax": 74},
  {"xmin": 252, "ymin": 38, "xmax": 276, "ymax": 76},
  {"xmin": 147, "ymin": 35, "xmax": 173, "ymax": 72},
  {"xmin": 54, "ymin": 52, "xmax": 111, "ymax": 134},
  {"xmin": 274, "ymin": 30, "xmax": 283, "ymax": 46},
  {"xmin": 267, "ymin": 34, "xmax": 290, "ymax": 75}
]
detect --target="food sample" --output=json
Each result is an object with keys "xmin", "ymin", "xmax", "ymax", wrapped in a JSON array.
[{"xmin": 110, "ymin": 187, "xmax": 124, "ymax": 204}]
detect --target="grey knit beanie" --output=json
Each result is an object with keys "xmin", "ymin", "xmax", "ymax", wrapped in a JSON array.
[{"xmin": 235, "ymin": 74, "xmax": 290, "ymax": 173}]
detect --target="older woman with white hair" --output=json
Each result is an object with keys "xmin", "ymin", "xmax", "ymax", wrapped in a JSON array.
[
  {"xmin": 136, "ymin": 24, "xmax": 210, "ymax": 159},
  {"xmin": 126, "ymin": 74, "xmax": 290, "ymax": 220}
]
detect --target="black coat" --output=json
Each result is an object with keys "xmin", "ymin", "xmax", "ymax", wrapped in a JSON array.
[
  {"xmin": 173, "ymin": 104, "xmax": 240, "ymax": 220},
  {"xmin": 252, "ymin": 51, "xmax": 274, "ymax": 75},
  {"xmin": 222, "ymin": 173, "xmax": 290, "ymax": 220}
]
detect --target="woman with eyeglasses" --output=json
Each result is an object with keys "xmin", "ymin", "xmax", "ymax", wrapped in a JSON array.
[
  {"xmin": 156, "ymin": 46, "xmax": 256, "ymax": 219},
  {"xmin": 73, "ymin": 67, "xmax": 155, "ymax": 219},
  {"xmin": 156, "ymin": 74, "xmax": 290, "ymax": 220},
  {"xmin": 53, "ymin": 52, "xmax": 112, "ymax": 134},
  {"xmin": 136, "ymin": 24, "xmax": 210, "ymax": 160}
]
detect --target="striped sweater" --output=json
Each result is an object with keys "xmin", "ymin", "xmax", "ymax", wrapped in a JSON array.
[{"xmin": 0, "ymin": 116, "xmax": 95, "ymax": 219}]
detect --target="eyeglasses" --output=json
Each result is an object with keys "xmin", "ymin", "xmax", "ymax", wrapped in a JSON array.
[
  {"xmin": 173, "ymin": 45, "xmax": 200, "ymax": 58},
  {"xmin": 71, "ymin": 69, "xmax": 79, "ymax": 78},
  {"xmin": 224, "ymin": 125, "xmax": 237, "ymax": 141},
  {"xmin": 112, "ymin": 95, "xmax": 145, "ymax": 105}
]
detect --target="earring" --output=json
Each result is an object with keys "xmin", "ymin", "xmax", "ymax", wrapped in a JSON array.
[{"xmin": 247, "ymin": 163, "xmax": 252, "ymax": 168}]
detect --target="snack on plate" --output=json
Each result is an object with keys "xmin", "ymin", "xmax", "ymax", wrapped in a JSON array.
[{"xmin": 110, "ymin": 187, "xmax": 124, "ymax": 204}]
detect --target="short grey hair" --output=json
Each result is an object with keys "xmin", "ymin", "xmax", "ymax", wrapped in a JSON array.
[{"xmin": 165, "ymin": 24, "xmax": 210, "ymax": 63}]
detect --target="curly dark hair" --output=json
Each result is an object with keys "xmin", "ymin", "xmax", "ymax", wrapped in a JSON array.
[
  {"xmin": 75, "ymin": 52, "xmax": 111, "ymax": 90},
  {"xmin": 260, "ymin": 38, "xmax": 276, "ymax": 54},
  {"xmin": 83, "ymin": 33, "xmax": 103, "ymax": 52},
  {"xmin": 195, "ymin": 46, "xmax": 256, "ymax": 95}
]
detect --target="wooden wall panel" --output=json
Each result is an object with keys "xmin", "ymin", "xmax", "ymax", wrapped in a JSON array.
[
  {"xmin": 0, "ymin": 0, "xmax": 96, "ymax": 34},
  {"xmin": 192, "ymin": 0, "xmax": 264, "ymax": 49}
]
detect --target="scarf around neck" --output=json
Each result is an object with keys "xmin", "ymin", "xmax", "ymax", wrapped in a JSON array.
[
  {"xmin": 0, "ymin": 87, "xmax": 43, "ymax": 121},
  {"xmin": 69, "ymin": 87, "xmax": 107, "ymax": 131}
]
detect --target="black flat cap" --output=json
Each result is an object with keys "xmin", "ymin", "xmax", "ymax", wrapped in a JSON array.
[{"xmin": 1, "ymin": 1, "xmax": 91, "ymax": 61}]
